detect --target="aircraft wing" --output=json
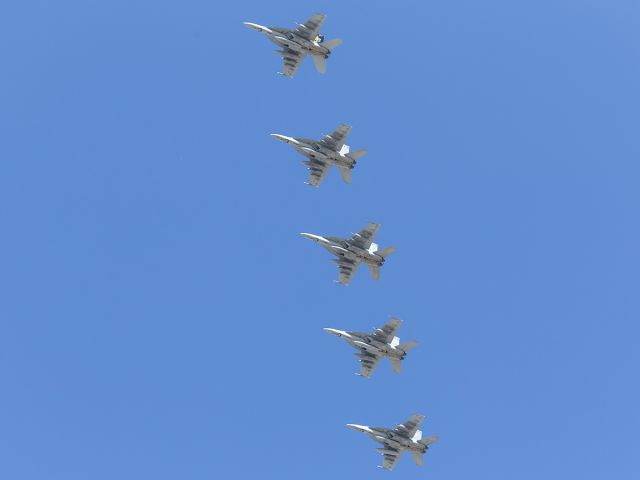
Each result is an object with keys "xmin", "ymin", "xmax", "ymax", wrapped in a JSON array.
[
  {"xmin": 305, "ymin": 158, "xmax": 330, "ymax": 187},
  {"xmin": 351, "ymin": 222, "xmax": 380, "ymax": 250},
  {"xmin": 381, "ymin": 447, "xmax": 403, "ymax": 470},
  {"xmin": 394, "ymin": 414, "xmax": 425, "ymax": 439},
  {"xmin": 295, "ymin": 13, "xmax": 326, "ymax": 41},
  {"xmin": 321, "ymin": 124, "xmax": 351, "ymax": 151},
  {"xmin": 335, "ymin": 257, "xmax": 360, "ymax": 285},
  {"xmin": 281, "ymin": 48, "xmax": 304, "ymax": 78},
  {"xmin": 371, "ymin": 317, "xmax": 402, "ymax": 344},
  {"xmin": 358, "ymin": 351, "xmax": 382, "ymax": 378}
]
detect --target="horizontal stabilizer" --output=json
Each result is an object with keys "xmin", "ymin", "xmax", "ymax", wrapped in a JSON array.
[
  {"xmin": 399, "ymin": 340, "xmax": 417, "ymax": 353},
  {"xmin": 323, "ymin": 38, "xmax": 342, "ymax": 50},
  {"xmin": 419, "ymin": 435, "xmax": 439, "ymax": 447},
  {"xmin": 339, "ymin": 166, "xmax": 352, "ymax": 183},
  {"xmin": 312, "ymin": 54, "xmax": 327, "ymax": 74},
  {"xmin": 411, "ymin": 451, "xmax": 424, "ymax": 466},
  {"xmin": 349, "ymin": 149, "xmax": 368, "ymax": 161},
  {"xmin": 376, "ymin": 246, "xmax": 395, "ymax": 258},
  {"xmin": 389, "ymin": 357, "xmax": 402, "ymax": 374},
  {"xmin": 367, "ymin": 264, "xmax": 380, "ymax": 280}
]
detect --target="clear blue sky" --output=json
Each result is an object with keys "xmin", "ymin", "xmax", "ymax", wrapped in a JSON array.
[{"xmin": 1, "ymin": 1, "xmax": 639, "ymax": 478}]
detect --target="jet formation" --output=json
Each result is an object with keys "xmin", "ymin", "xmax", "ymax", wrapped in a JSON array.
[
  {"xmin": 324, "ymin": 318, "xmax": 416, "ymax": 378},
  {"xmin": 301, "ymin": 222, "xmax": 395, "ymax": 286},
  {"xmin": 272, "ymin": 124, "xmax": 367, "ymax": 187},
  {"xmin": 244, "ymin": 13, "xmax": 342, "ymax": 78},
  {"xmin": 348, "ymin": 415, "xmax": 439, "ymax": 470},
  {"xmin": 246, "ymin": 12, "xmax": 437, "ymax": 472}
]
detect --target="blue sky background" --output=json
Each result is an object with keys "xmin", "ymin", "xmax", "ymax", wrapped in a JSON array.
[{"xmin": 1, "ymin": 0, "xmax": 639, "ymax": 478}]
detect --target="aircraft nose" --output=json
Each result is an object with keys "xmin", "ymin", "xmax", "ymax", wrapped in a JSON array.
[
  {"xmin": 323, "ymin": 328, "xmax": 344, "ymax": 337},
  {"xmin": 300, "ymin": 233, "xmax": 322, "ymax": 242},
  {"xmin": 243, "ymin": 22, "xmax": 264, "ymax": 32},
  {"xmin": 346, "ymin": 424, "xmax": 368, "ymax": 432},
  {"xmin": 270, "ymin": 133, "xmax": 295, "ymax": 144}
]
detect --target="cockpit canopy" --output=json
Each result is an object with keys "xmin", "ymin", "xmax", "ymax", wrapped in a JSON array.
[{"xmin": 315, "ymin": 34, "xmax": 324, "ymax": 43}]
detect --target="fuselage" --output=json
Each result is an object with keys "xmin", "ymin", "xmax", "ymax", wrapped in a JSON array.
[
  {"xmin": 347, "ymin": 425, "xmax": 426, "ymax": 454},
  {"xmin": 324, "ymin": 329, "xmax": 407, "ymax": 360},
  {"xmin": 245, "ymin": 23, "xmax": 330, "ymax": 57},
  {"xmin": 271, "ymin": 135, "xmax": 355, "ymax": 169},
  {"xmin": 267, "ymin": 28, "xmax": 331, "ymax": 57},
  {"xmin": 294, "ymin": 138, "xmax": 355, "ymax": 168},
  {"xmin": 319, "ymin": 235, "xmax": 385, "ymax": 266}
]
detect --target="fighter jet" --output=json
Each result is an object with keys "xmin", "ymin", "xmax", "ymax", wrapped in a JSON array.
[
  {"xmin": 347, "ymin": 415, "xmax": 438, "ymax": 470},
  {"xmin": 301, "ymin": 222, "xmax": 395, "ymax": 286},
  {"xmin": 324, "ymin": 318, "xmax": 417, "ymax": 378},
  {"xmin": 244, "ymin": 13, "xmax": 342, "ymax": 78},
  {"xmin": 271, "ymin": 124, "xmax": 367, "ymax": 187}
]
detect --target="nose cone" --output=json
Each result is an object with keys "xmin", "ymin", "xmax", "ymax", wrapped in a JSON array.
[
  {"xmin": 324, "ymin": 328, "xmax": 346, "ymax": 337},
  {"xmin": 300, "ymin": 233, "xmax": 324, "ymax": 243},
  {"xmin": 244, "ymin": 22, "xmax": 267, "ymax": 32},
  {"xmin": 270, "ymin": 134, "xmax": 297, "ymax": 145},
  {"xmin": 347, "ymin": 424, "xmax": 370, "ymax": 433}
]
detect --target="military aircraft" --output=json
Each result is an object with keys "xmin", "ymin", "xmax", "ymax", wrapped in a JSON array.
[
  {"xmin": 324, "ymin": 318, "xmax": 417, "ymax": 378},
  {"xmin": 244, "ymin": 13, "xmax": 342, "ymax": 78},
  {"xmin": 300, "ymin": 222, "xmax": 395, "ymax": 286},
  {"xmin": 271, "ymin": 124, "xmax": 367, "ymax": 187},
  {"xmin": 347, "ymin": 415, "xmax": 438, "ymax": 470}
]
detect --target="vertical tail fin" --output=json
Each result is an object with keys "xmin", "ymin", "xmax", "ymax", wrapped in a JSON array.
[{"xmin": 339, "ymin": 144, "xmax": 350, "ymax": 155}]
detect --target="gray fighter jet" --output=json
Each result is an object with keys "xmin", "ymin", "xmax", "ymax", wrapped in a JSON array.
[
  {"xmin": 347, "ymin": 415, "xmax": 438, "ymax": 470},
  {"xmin": 301, "ymin": 222, "xmax": 395, "ymax": 286},
  {"xmin": 271, "ymin": 124, "xmax": 367, "ymax": 187},
  {"xmin": 324, "ymin": 318, "xmax": 417, "ymax": 378},
  {"xmin": 244, "ymin": 13, "xmax": 342, "ymax": 78}
]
